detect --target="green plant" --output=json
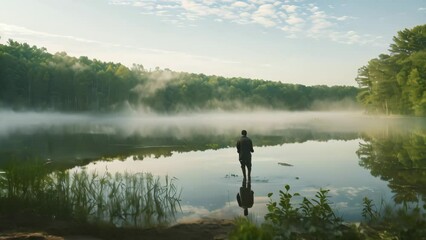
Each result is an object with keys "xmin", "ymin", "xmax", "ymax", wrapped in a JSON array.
[
  {"xmin": 265, "ymin": 184, "xmax": 300, "ymax": 226},
  {"xmin": 0, "ymin": 161, "xmax": 181, "ymax": 229},
  {"xmin": 264, "ymin": 184, "xmax": 343, "ymax": 239},
  {"xmin": 229, "ymin": 217, "xmax": 273, "ymax": 240},
  {"xmin": 361, "ymin": 197, "xmax": 379, "ymax": 223},
  {"xmin": 233, "ymin": 185, "xmax": 426, "ymax": 240}
]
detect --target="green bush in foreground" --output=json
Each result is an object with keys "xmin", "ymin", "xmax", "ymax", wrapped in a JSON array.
[{"xmin": 230, "ymin": 184, "xmax": 426, "ymax": 240}]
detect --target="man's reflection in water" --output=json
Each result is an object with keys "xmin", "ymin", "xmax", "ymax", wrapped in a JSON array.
[{"xmin": 237, "ymin": 179, "xmax": 254, "ymax": 216}]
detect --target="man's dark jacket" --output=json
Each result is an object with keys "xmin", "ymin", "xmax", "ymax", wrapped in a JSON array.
[{"xmin": 237, "ymin": 136, "xmax": 254, "ymax": 160}]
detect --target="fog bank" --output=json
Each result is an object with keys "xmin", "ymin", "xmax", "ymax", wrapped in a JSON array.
[{"xmin": 1, "ymin": 110, "xmax": 424, "ymax": 138}]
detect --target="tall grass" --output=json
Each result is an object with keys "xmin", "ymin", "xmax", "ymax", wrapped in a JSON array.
[{"xmin": 0, "ymin": 160, "xmax": 181, "ymax": 228}]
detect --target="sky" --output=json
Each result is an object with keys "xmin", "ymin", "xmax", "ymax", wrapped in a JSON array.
[{"xmin": 0, "ymin": 0, "xmax": 425, "ymax": 86}]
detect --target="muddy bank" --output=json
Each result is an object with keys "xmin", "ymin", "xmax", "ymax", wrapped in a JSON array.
[{"xmin": 0, "ymin": 217, "xmax": 234, "ymax": 240}]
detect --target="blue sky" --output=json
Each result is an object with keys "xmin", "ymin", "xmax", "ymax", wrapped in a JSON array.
[{"xmin": 0, "ymin": 0, "xmax": 425, "ymax": 86}]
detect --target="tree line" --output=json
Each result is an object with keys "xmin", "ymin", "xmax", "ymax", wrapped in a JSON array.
[
  {"xmin": 0, "ymin": 39, "xmax": 358, "ymax": 112},
  {"xmin": 356, "ymin": 24, "xmax": 426, "ymax": 116}
]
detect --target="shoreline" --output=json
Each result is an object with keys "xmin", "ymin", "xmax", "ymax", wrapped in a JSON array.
[{"xmin": 0, "ymin": 216, "xmax": 234, "ymax": 240}]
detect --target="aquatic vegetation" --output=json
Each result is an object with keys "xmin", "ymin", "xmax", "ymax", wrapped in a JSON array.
[
  {"xmin": 231, "ymin": 184, "xmax": 426, "ymax": 239},
  {"xmin": 0, "ymin": 160, "xmax": 181, "ymax": 228},
  {"xmin": 361, "ymin": 196, "xmax": 381, "ymax": 223},
  {"xmin": 359, "ymin": 197, "xmax": 426, "ymax": 239}
]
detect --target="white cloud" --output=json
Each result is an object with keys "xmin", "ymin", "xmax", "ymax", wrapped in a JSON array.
[
  {"xmin": 232, "ymin": 1, "xmax": 249, "ymax": 8},
  {"xmin": 240, "ymin": 12, "xmax": 251, "ymax": 18},
  {"xmin": 108, "ymin": 0, "xmax": 132, "ymax": 6},
  {"xmin": 308, "ymin": 3, "xmax": 319, "ymax": 12},
  {"xmin": 0, "ymin": 23, "xmax": 99, "ymax": 44},
  {"xmin": 133, "ymin": 2, "xmax": 152, "ymax": 8},
  {"xmin": 334, "ymin": 31, "xmax": 361, "ymax": 44},
  {"xmin": 282, "ymin": 4, "xmax": 298, "ymax": 13},
  {"xmin": 277, "ymin": 11, "xmax": 287, "ymax": 19},
  {"xmin": 181, "ymin": 0, "xmax": 211, "ymax": 16},
  {"xmin": 329, "ymin": 30, "xmax": 382, "ymax": 45},
  {"xmin": 251, "ymin": 15, "xmax": 276, "ymax": 27},
  {"xmin": 181, "ymin": 0, "xmax": 240, "ymax": 22},
  {"xmin": 251, "ymin": 4, "xmax": 277, "ymax": 27},
  {"xmin": 202, "ymin": 0, "xmax": 215, "ymax": 5},
  {"xmin": 286, "ymin": 15, "xmax": 304, "ymax": 25},
  {"xmin": 156, "ymin": 4, "xmax": 181, "ymax": 10},
  {"xmin": 107, "ymin": 0, "xmax": 378, "ymax": 46},
  {"xmin": 418, "ymin": 7, "xmax": 426, "ymax": 11},
  {"xmin": 309, "ymin": 10, "xmax": 334, "ymax": 34},
  {"xmin": 335, "ymin": 16, "xmax": 348, "ymax": 21},
  {"xmin": 155, "ymin": 10, "xmax": 172, "ymax": 17},
  {"xmin": 255, "ymin": 4, "xmax": 276, "ymax": 16},
  {"xmin": 0, "ymin": 22, "xmax": 241, "ymax": 66},
  {"xmin": 281, "ymin": 25, "xmax": 302, "ymax": 34}
]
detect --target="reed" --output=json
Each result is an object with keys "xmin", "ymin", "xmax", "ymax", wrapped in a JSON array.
[{"xmin": 0, "ymin": 161, "xmax": 181, "ymax": 229}]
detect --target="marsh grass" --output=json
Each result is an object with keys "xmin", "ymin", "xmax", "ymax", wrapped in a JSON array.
[{"xmin": 0, "ymin": 160, "xmax": 181, "ymax": 228}]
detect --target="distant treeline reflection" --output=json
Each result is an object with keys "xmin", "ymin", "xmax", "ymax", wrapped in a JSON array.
[
  {"xmin": 357, "ymin": 129, "xmax": 426, "ymax": 204},
  {"xmin": 0, "ymin": 128, "xmax": 358, "ymax": 169},
  {"xmin": 0, "ymin": 160, "xmax": 181, "ymax": 228}
]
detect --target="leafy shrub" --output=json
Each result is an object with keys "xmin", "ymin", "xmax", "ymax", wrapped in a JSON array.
[
  {"xmin": 231, "ymin": 185, "xmax": 426, "ymax": 239},
  {"xmin": 264, "ymin": 184, "xmax": 344, "ymax": 239}
]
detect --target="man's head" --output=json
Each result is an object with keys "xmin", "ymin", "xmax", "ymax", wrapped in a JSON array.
[{"xmin": 241, "ymin": 130, "xmax": 247, "ymax": 136}]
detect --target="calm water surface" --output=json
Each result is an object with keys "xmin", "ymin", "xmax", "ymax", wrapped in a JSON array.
[
  {"xmin": 1, "ymin": 111, "xmax": 425, "ymax": 224},
  {"xmin": 79, "ymin": 139, "xmax": 390, "ymax": 223}
]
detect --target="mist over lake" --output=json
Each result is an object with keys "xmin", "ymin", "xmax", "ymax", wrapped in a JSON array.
[{"xmin": 0, "ymin": 110, "xmax": 416, "ymax": 138}]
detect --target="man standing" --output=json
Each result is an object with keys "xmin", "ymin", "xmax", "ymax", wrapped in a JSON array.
[{"xmin": 236, "ymin": 130, "xmax": 254, "ymax": 182}]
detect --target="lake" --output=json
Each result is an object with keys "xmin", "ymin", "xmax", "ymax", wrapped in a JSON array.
[{"xmin": 0, "ymin": 111, "xmax": 425, "ymax": 226}]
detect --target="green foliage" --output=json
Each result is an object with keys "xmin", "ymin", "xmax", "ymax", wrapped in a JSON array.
[
  {"xmin": 264, "ymin": 184, "xmax": 300, "ymax": 226},
  {"xmin": 264, "ymin": 184, "xmax": 344, "ymax": 239},
  {"xmin": 141, "ymin": 74, "xmax": 358, "ymax": 112},
  {"xmin": 0, "ymin": 160, "xmax": 181, "ymax": 228},
  {"xmin": 0, "ymin": 40, "xmax": 143, "ymax": 111},
  {"xmin": 361, "ymin": 197, "xmax": 380, "ymax": 223},
  {"xmin": 232, "ymin": 184, "xmax": 426, "ymax": 239},
  {"xmin": 359, "ymin": 198, "xmax": 426, "ymax": 239},
  {"xmin": 0, "ymin": 40, "xmax": 358, "ymax": 112},
  {"xmin": 229, "ymin": 217, "xmax": 273, "ymax": 240},
  {"xmin": 356, "ymin": 24, "xmax": 426, "ymax": 116}
]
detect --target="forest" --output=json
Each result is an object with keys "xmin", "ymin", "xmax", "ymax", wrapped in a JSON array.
[
  {"xmin": 1, "ymin": 24, "xmax": 425, "ymax": 115},
  {"xmin": 0, "ymin": 38, "xmax": 358, "ymax": 113},
  {"xmin": 356, "ymin": 24, "xmax": 426, "ymax": 116}
]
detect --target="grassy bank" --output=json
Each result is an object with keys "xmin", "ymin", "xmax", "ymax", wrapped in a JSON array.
[{"xmin": 0, "ymin": 159, "xmax": 181, "ymax": 229}]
